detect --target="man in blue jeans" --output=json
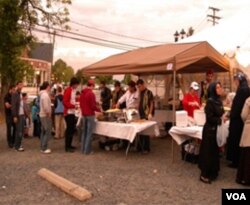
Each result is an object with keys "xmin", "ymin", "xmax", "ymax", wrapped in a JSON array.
[
  {"xmin": 80, "ymin": 79, "xmax": 101, "ymax": 155},
  {"xmin": 39, "ymin": 81, "xmax": 52, "ymax": 154}
]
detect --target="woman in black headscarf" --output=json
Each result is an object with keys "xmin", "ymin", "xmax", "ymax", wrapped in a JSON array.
[
  {"xmin": 226, "ymin": 73, "xmax": 250, "ymax": 168},
  {"xmin": 198, "ymin": 82, "xmax": 224, "ymax": 184}
]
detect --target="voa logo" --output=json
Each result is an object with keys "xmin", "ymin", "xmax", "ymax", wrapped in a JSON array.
[{"xmin": 226, "ymin": 193, "xmax": 247, "ymax": 201}]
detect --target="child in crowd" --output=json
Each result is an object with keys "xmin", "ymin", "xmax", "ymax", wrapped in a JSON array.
[
  {"xmin": 31, "ymin": 98, "xmax": 41, "ymax": 138},
  {"xmin": 22, "ymin": 93, "xmax": 31, "ymax": 138}
]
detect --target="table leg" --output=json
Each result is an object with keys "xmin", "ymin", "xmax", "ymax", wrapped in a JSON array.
[{"xmin": 125, "ymin": 142, "xmax": 131, "ymax": 159}]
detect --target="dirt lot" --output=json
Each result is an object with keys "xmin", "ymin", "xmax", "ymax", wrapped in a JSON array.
[{"xmin": 0, "ymin": 122, "xmax": 247, "ymax": 205}]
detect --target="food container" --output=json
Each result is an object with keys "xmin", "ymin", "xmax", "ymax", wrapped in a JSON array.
[
  {"xmin": 101, "ymin": 109, "xmax": 125, "ymax": 122},
  {"xmin": 124, "ymin": 109, "xmax": 140, "ymax": 123},
  {"xmin": 175, "ymin": 110, "xmax": 188, "ymax": 127}
]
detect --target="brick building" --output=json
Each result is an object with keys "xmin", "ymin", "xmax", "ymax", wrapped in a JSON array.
[{"xmin": 21, "ymin": 42, "xmax": 53, "ymax": 86}]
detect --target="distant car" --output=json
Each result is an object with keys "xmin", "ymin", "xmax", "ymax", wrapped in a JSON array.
[{"xmin": 27, "ymin": 95, "xmax": 37, "ymax": 104}]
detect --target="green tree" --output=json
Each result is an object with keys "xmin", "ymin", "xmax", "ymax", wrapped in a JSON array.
[
  {"xmin": 0, "ymin": 1, "xmax": 33, "ymax": 93},
  {"xmin": 52, "ymin": 59, "xmax": 74, "ymax": 84},
  {"xmin": 123, "ymin": 74, "xmax": 132, "ymax": 84},
  {"xmin": 75, "ymin": 69, "xmax": 89, "ymax": 85},
  {"xmin": 186, "ymin": 27, "xmax": 195, "ymax": 37},
  {"xmin": 0, "ymin": 0, "xmax": 71, "ymax": 113},
  {"xmin": 95, "ymin": 76, "xmax": 113, "ymax": 84}
]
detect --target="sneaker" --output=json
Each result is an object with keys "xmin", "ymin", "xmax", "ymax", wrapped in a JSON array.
[
  {"xmin": 41, "ymin": 149, "xmax": 52, "ymax": 154},
  {"xmin": 16, "ymin": 147, "xmax": 24, "ymax": 152}
]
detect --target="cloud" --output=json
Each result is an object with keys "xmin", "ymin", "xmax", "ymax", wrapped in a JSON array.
[
  {"xmin": 47, "ymin": 0, "xmax": 250, "ymax": 71},
  {"xmin": 54, "ymin": 46, "xmax": 122, "ymax": 70}
]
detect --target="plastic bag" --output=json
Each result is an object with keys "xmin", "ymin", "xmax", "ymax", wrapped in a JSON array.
[{"xmin": 216, "ymin": 121, "xmax": 229, "ymax": 147}]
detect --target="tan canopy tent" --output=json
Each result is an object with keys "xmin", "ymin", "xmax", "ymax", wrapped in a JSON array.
[
  {"xmin": 82, "ymin": 41, "xmax": 230, "ymax": 161},
  {"xmin": 82, "ymin": 40, "xmax": 230, "ymax": 124},
  {"xmin": 82, "ymin": 41, "xmax": 229, "ymax": 75}
]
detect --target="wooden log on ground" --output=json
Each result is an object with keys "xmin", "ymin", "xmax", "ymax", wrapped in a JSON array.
[{"xmin": 38, "ymin": 168, "xmax": 92, "ymax": 202}]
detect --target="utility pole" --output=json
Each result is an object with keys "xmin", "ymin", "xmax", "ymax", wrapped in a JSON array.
[
  {"xmin": 207, "ymin": 6, "xmax": 221, "ymax": 26},
  {"xmin": 50, "ymin": 30, "xmax": 56, "ymax": 83}
]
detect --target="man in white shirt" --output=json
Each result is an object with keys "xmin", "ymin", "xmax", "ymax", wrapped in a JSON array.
[{"xmin": 116, "ymin": 80, "xmax": 139, "ymax": 109}]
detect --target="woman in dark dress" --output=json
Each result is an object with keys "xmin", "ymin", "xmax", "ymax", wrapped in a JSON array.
[
  {"xmin": 236, "ymin": 96, "xmax": 250, "ymax": 186},
  {"xmin": 226, "ymin": 73, "xmax": 250, "ymax": 168},
  {"xmin": 198, "ymin": 82, "xmax": 224, "ymax": 184}
]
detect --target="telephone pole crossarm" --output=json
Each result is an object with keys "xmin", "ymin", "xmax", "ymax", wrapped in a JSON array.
[{"xmin": 207, "ymin": 6, "xmax": 221, "ymax": 26}]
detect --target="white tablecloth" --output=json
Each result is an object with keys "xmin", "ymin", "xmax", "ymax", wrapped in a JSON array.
[
  {"xmin": 168, "ymin": 126, "xmax": 203, "ymax": 145},
  {"xmin": 94, "ymin": 121, "xmax": 160, "ymax": 142}
]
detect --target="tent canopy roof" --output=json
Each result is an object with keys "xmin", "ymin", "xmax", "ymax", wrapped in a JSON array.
[{"xmin": 82, "ymin": 41, "xmax": 229, "ymax": 76}]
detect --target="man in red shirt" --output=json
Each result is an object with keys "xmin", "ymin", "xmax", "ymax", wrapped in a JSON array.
[
  {"xmin": 80, "ymin": 79, "xmax": 101, "ymax": 155},
  {"xmin": 63, "ymin": 77, "xmax": 79, "ymax": 152},
  {"xmin": 182, "ymin": 81, "xmax": 200, "ymax": 117}
]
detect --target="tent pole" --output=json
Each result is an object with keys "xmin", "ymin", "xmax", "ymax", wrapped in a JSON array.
[
  {"xmin": 229, "ymin": 65, "xmax": 233, "ymax": 92},
  {"xmin": 172, "ymin": 67, "xmax": 177, "ymax": 163}
]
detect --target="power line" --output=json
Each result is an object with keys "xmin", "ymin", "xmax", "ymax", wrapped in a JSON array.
[
  {"xmin": 33, "ymin": 28, "xmax": 134, "ymax": 51},
  {"xmin": 193, "ymin": 16, "xmax": 208, "ymax": 33},
  {"xmin": 70, "ymin": 20, "xmax": 165, "ymax": 44},
  {"xmin": 193, "ymin": 9, "xmax": 209, "ymax": 32},
  {"xmin": 36, "ymin": 25, "xmax": 140, "ymax": 49}
]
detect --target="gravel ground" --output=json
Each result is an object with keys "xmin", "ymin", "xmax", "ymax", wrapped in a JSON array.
[{"xmin": 0, "ymin": 122, "xmax": 247, "ymax": 205}]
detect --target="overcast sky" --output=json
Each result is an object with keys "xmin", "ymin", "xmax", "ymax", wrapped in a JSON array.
[{"xmin": 40, "ymin": 0, "xmax": 250, "ymax": 71}]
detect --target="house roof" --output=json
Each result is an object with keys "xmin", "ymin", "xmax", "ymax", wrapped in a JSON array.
[{"xmin": 30, "ymin": 43, "xmax": 53, "ymax": 63}]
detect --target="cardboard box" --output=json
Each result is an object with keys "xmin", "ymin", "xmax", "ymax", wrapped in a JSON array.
[{"xmin": 194, "ymin": 109, "xmax": 205, "ymax": 126}]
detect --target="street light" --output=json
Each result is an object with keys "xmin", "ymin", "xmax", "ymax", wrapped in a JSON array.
[
  {"xmin": 180, "ymin": 28, "xmax": 186, "ymax": 39},
  {"xmin": 174, "ymin": 29, "xmax": 186, "ymax": 42},
  {"xmin": 174, "ymin": 31, "xmax": 179, "ymax": 42}
]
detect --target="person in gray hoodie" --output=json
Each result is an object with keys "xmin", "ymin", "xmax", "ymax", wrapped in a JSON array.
[{"xmin": 39, "ymin": 81, "xmax": 52, "ymax": 154}]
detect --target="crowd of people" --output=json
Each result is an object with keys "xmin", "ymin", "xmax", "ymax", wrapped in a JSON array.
[
  {"xmin": 180, "ymin": 70, "xmax": 250, "ymax": 186},
  {"xmin": 3, "ymin": 77, "xmax": 154, "ymax": 156},
  {"xmin": 3, "ymin": 71, "xmax": 250, "ymax": 186}
]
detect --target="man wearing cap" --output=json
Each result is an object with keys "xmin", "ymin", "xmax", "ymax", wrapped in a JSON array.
[
  {"xmin": 80, "ymin": 79, "xmax": 101, "ymax": 155},
  {"xmin": 182, "ymin": 81, "xmax": 201, "ymax": 118}
]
